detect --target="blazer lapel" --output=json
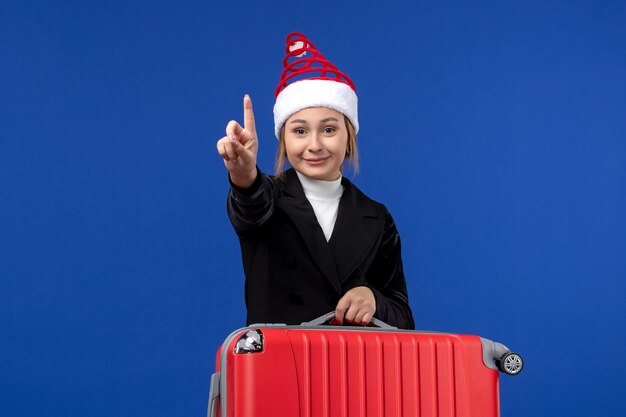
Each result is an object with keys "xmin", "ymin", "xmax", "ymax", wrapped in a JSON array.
[
  {"xmin": 329, "ymin": 178, "xmax": 384, "ymax": 283},
  {"xmin": 277, "ymin": 170, "xmax": 342, "ymax": 294}
]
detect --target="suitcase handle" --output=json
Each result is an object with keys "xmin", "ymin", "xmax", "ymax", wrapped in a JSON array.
[{"xmin": 301, "ymin": 311, "xmax": 397, "ymax": 329}]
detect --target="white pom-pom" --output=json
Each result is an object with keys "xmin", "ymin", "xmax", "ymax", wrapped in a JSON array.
[{"xmin": 289, "ymin": 41, "xmax": 307, "ymax": 57}]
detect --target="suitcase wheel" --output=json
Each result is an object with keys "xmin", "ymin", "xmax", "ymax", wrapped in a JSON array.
[{"xmin": 496, "ymin": 351, "xmax": 524, "ymax": 376}]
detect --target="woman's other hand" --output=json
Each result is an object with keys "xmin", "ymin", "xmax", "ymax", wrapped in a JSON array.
[
  {"xmin": 216, "ymin": 94, "xmax": 259, "ymax": 188},
  {"xmin": 335, "ymin": 286, "xmax": 376, "ymax": 325}
]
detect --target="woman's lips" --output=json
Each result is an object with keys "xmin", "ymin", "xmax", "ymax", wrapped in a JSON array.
[{"xmin": 304, "ymin": 157, "xmax": 329, "ymax": 165}]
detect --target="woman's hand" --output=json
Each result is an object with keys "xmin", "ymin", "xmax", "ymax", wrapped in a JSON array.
[
  {"xmin": 335, "ymin": 286, "xmax": 376, "ymax": 325},
  {"xmin": 216, "ymin": 95, "xmax": 259, "ymax": 188}
]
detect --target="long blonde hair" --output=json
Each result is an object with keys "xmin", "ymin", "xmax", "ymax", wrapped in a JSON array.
[{"xmin": 274, "ymin": 115, "xmax": 359, "ymax": 178}]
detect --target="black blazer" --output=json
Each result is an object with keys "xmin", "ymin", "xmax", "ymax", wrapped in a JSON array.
[{"xmin": 227, "ymin": 168, "xmax": 415, "ymax": 329}]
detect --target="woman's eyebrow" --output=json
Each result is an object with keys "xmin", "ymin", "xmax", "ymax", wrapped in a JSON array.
[{"xmin": 288, "ymin": 117, "xmax": 340, "ymax": 125}]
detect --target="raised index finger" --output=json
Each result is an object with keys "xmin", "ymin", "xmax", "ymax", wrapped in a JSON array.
[{"xmin": 243, "ymin": 94, "xmax": 256, "ymax": 134}]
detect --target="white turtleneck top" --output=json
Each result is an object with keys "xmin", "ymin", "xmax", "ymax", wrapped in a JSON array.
[{"xmin": 296, "ymin": 171, "xmax": 344, "ymax": 241}]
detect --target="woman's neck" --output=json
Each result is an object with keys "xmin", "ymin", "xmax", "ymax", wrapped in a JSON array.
[{"xmin": 296, "ymin": 171, "xmax": 343, "ymax": 201}]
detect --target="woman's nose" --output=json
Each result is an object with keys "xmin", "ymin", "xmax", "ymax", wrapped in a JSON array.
[{"xmin": 308, "ymin": 134, "xmax": 323, "ymax": 151}]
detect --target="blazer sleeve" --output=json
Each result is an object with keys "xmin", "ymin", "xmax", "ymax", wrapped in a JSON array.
[
  {"xmin": 226, "ymin": 167, "xmax": 278, "ymax": 235},
  {"xmin": 365, "ymin": 208, "xmax": 415, "ymax": 330}
]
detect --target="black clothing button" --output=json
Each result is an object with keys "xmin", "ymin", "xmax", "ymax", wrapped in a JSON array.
[
  {"xmin": 283, "ymin": 254, "xmax": 297, "ymax": 269},
  {"xmin": 289, "ymin": 292, "xmax": 304, "ymax": 306}
]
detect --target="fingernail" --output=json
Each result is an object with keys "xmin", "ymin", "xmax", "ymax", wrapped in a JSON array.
[
  {"xmin": 244, "ymin": 93, "xmax": 250, "ymax": 99},
  {"xmin": 228, "ymin": 134, "xmax": 234, "ymax": 142}
]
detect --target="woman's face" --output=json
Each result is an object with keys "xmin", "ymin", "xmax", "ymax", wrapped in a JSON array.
[{"xmin": 283, "ymin": 107, "xmax": 348, "ymax": 181}]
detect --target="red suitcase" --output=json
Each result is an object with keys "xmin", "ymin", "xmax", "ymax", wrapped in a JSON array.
[{"xmin": 208, "ymin": 313, "xmax": 523, "ymax": 417}]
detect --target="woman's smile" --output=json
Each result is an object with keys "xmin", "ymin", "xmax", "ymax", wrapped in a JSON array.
[{"xmin": 303, "ymin": 156, "xmax": 330, "ymax": 165}]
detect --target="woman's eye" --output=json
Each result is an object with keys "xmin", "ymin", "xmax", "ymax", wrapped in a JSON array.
[
  {"xmin": 294, "ymin": 128, "xmax": 306, "ymax": 135},
  {"xmin": 323, "ymin": 127, "xmax": 336, "ymax": 134}
]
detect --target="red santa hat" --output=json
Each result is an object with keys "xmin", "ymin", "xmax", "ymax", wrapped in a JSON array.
[{"xmin": 273, "ymin": 32, "xmax": 359, "ymax": 139}]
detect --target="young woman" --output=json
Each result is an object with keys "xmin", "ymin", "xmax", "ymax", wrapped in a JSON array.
[{"xmin": 216, "ymin": 33, "xmax": 414, "ymax": 329}]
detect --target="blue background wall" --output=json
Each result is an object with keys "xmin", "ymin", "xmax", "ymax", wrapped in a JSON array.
[{"xmin": 2, "ymin": 0, "xmax": 625, "ymax": 416}]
